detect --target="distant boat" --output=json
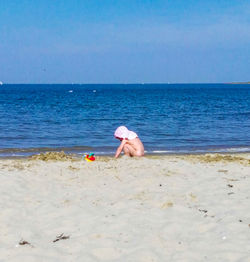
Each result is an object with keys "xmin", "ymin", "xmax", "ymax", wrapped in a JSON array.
[{"xmin": 0, "ymin": 81, "xmax": 3, "ymax": 85}]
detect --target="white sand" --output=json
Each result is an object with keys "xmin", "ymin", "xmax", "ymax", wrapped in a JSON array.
[{"xmin": 0, "ymin": 154, "xmax": 249, "ymax": 262}]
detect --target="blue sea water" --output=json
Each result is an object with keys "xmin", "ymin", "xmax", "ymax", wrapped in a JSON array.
[{"xmin": 0, "ymin": 84, "xmax": 250, "ymax": 157}]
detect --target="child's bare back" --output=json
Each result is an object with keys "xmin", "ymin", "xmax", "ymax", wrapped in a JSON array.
[
  {"xmin": 114, "ymin": 126, "xmax": 144, "ymax": 158},
  {"xmin": 124, "ymin": 137, "xmax": 144, "ymax": 157}
]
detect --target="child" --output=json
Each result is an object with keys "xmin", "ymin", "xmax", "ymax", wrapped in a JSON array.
[{"xmin": 114, "ymin": 126, "xmax": 144, "ymax": 158}]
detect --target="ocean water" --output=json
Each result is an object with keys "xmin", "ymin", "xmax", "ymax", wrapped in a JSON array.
[{"xmin": 0, "ymin": 84, "xmax": 250, "ymax": 157}]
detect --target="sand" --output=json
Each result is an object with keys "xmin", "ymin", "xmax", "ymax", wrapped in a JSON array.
[{"xmin": 0, "ymin": 153, "xmax": 249, "ymax": 262}]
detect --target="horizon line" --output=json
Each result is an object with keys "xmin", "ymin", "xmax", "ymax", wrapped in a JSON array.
[{"xmin": 1, "ymin": 82, "xmax": 249, "ymax": 85}]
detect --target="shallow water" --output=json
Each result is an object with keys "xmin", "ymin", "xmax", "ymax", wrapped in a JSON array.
[{"xmin": 0, "ymin": 84, "xmax": 250, "ymax": 156}]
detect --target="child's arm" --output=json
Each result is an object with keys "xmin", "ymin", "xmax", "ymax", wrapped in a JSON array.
[{"xmin": 115, "ymin": 140, "xmax": 127, "ymax": 158}]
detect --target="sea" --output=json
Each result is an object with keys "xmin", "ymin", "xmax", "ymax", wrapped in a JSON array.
[{"xmin": 0, "ymin": 84, "xmax": 250, "ymax": 157}]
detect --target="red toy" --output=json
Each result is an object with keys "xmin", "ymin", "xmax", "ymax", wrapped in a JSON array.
[{"xmin": 84, "ymin": 153, "xmax": 95, "ymax": 162}]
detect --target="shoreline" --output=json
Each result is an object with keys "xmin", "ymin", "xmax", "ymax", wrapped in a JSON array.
[
  {"xmin": 1, "ymin": 143, "xmax": 250, "ymax": 159},
  {"xmin": 0, "ymin": 151, "xmax": 250, "ymax": 167},
  {"xmin": 1, "ymin": 148, "xmax": 250, "ymax": 160}
]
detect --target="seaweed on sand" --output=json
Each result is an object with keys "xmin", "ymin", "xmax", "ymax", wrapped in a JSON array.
[{"xmin": 53, "ymin": 233, "xmax": 70, "ymax": 242}]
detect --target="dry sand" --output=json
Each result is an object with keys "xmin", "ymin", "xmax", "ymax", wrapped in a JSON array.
[{"xmin": 0, "ymin": 153, "xmax": 249, "ymax": 262}]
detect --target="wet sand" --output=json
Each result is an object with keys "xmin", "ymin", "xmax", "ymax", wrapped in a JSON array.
[{"xmin": 0, "ymin": 153, "xmax": 249, "ymax": 262}]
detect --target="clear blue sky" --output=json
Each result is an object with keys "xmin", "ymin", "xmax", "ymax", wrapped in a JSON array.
[{"xmin": 0, "ymin": 0, "xmax": 249, "ymax": 83}]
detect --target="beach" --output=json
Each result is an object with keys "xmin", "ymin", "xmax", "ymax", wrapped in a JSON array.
[{"xmin": 0, "ymin": 153, "xmax": 249, "ymax": 261}]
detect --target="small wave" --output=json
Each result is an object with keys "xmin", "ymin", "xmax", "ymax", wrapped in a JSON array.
[
  {"xmin": 148, "ymin": 146, "xmax": 250, "ymax": 154},
  {"xmin": 214, "ymin": 147, "xmax": 250, "ymax": 153},
  {"xmin": 0, "ymin": 146, "xmax": 93, "ymax": 155},
  {"xmin": 151, "ymin": 150, "xmax": 173, "ymax": 153}
]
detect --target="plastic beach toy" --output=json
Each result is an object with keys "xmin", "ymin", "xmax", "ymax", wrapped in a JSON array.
[{"xmin": 84, "ymin": 153, "xmax": 95, "ymax": 162}]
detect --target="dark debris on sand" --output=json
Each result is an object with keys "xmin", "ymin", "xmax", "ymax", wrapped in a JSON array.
[
  {"xmin": 53, "ymin": 233, "xmax": 70, "ymax": 242},
  {"xmin": 19, "ymin": 239, "xmax": 33, "ymax": 247}
]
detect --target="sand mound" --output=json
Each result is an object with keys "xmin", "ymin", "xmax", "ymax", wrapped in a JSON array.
[
  {"xmin": 30, "ymin": 151, "xmax": 74, "ymax": 161},
  {"xmin": 194, "ymin": 154, "xmax": 250, "ymax": 164}
]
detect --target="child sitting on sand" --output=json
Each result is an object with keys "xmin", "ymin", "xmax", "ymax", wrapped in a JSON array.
[{"xmin": 114, "ymin": 126, "xmax": 144, "ymax": 158}]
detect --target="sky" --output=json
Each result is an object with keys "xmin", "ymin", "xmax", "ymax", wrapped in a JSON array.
[{"xmin": 0, "ymin": 0, "xmax": 249, "ymax": 83}]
